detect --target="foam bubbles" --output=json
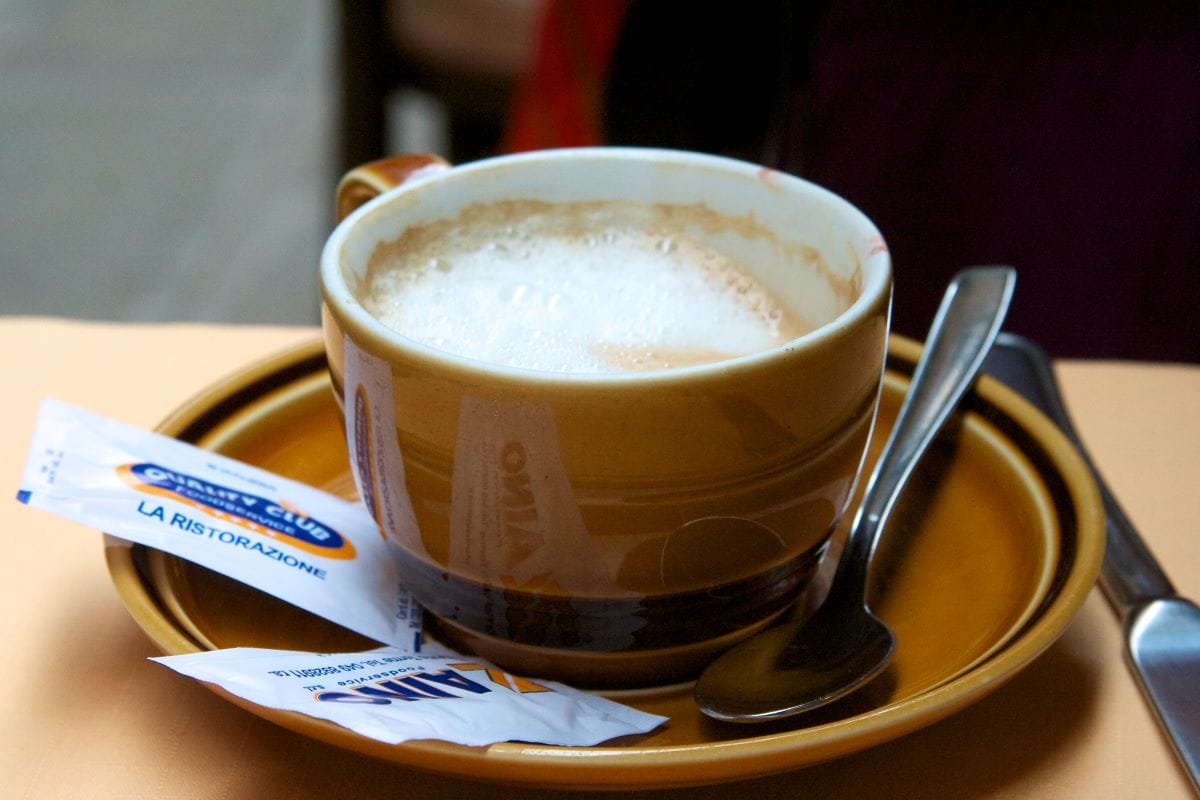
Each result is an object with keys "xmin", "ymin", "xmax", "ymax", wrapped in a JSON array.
[{"xmin": 363, "ymin": 202, "xmax": 809, "ymax": 374}]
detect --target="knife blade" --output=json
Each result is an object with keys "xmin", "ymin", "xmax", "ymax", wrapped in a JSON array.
[{"xmin": 985, "ymin": 333, "xmax": 1200, "ymax": 793}]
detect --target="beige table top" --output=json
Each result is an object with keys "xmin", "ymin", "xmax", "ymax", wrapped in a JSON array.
[{"xmin": 4, "ymin": 316, "xmax": 1198, "ymax": 799}]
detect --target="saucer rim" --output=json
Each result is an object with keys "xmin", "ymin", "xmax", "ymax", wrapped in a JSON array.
[{"xmin": 102, "ymin": 334, "xmax": 1105, "ymax": 789}]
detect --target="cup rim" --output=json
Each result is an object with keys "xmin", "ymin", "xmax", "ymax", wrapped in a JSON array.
[{"xmin": 320, "ymin": 146, "xmax": 892, "ymax": 386}]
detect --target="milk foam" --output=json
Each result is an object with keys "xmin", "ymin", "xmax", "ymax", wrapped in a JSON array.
[{"xmin": 363, "ymin": 202, "xmax": 809, "ymax": 374}]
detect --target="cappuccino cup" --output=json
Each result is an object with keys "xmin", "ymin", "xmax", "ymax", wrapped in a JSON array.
[{"xmin": 321, "ymin": 148, "xmax": 891, "ymax": 686}]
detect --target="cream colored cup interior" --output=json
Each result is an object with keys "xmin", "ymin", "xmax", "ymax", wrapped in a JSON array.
[{"xmin": 326, "ymin": 148, "xmax": 889, "ymax": 374}]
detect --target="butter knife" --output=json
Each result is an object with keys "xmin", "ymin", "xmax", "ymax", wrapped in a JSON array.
[{"xmin": 985, "ymin": 333, "xmax": 1200, "ymax": 793}]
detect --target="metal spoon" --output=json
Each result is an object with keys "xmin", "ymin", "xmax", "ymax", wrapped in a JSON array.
[{"xmin": 695, "ymin": 266, "xmax": 1016, "ymax": 722}]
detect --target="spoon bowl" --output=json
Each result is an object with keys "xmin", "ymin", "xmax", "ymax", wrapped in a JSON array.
[
  {"xmin": 695, "ymin": 266, "xmax": 1017, "ymax": 722},
  {"xmin": 698, "ymin": 592, "xmax": 895, "ymax": 720}
]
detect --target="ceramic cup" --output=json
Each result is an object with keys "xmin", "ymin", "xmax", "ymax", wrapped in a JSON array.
[{"xmin": 320, "ymin": 148, "xmax": 891, "ymax": 686}]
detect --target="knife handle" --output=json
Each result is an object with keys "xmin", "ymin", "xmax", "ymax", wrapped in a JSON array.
[{"xmin": 983, "ymin": 333, "xmax": 1175, "ymax": 618}]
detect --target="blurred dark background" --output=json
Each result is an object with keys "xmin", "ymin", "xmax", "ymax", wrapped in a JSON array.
[{"xmin": 5, "ymin": 1, "xmax": 1197, "ymax": 361}]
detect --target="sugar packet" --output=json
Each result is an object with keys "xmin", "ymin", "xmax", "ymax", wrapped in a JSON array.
[
  {"xmin": 17, "ymin": 397, "xmax": 421, "ymax": 651},
  {"xmin": 152, "ymin": 645, "xmax": 667, "ymax": 747},
  {"xmin": 17, "ymin": 397, "xmax": 668, "ymax": 748}
]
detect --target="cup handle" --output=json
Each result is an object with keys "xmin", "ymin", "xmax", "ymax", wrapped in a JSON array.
[{"xmin": 335, "ymin": 154, "xmax": 452, "ymax": 221}]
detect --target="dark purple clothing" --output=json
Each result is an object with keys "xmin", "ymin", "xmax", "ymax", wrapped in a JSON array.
[
  {"xmin": 604, "ymin": 1, "xmax": 1200, "ymax": 361},
  {"xmin": 798, "ymin": 2, "xmax": 1200, "ymax": 361}
]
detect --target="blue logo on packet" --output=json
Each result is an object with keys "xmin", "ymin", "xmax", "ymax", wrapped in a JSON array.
[{"xmin": 120, "ymin": 462, "xmax": 355, "ymax": 559}]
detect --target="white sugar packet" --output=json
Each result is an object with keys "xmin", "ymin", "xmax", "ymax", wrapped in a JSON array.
[
  {"xmin": 17, "ymin": 398, "xmax": 421, "ymax": 651},
  {"xmin": 152, "ymin": 646, "xmax": 667, "ymax": 747}
]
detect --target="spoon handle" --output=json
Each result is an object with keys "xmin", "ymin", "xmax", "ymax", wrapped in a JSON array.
[{"xmin": 836, "ymin": 266, "xmax": 1017, "ymax": 597}]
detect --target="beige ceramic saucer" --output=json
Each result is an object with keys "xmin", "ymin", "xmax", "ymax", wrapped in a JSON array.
[{"xmin": 104, "ymin": 336, "xmax": 1104, "ymax": 790}]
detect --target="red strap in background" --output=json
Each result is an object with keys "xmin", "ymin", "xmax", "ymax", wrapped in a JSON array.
[{"xmin": 502, "ymin": 0, "xmax": 629, "ymax": 152}]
